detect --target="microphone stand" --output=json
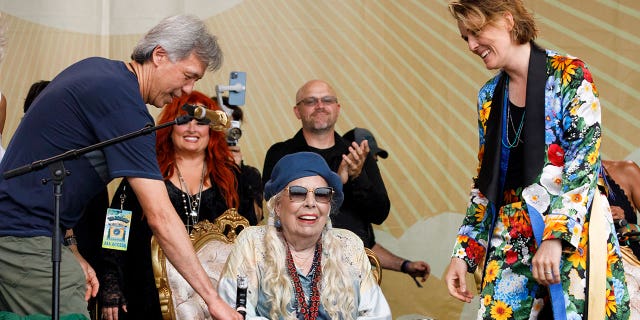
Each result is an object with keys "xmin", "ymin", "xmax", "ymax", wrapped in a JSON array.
[{"xmin": 2, "ymin": 115, "xmax": 193, "ymax": 320}]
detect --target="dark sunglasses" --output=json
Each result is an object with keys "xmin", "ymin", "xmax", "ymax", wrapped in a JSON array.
[
  {"xmin": 180, "ymin": 104, "xmax": 211, "ymax": 125},
  {"xmin": 287, "ymin": 186, "xmax": 334, "ymax": 204},
  {"xmin": 176, "ymin": 115, "xmax": 211, "ymax": 126}
]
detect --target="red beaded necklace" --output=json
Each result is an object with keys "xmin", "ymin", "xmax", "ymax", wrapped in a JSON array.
[{"xmin": 285, "ymin": 241, "xmax": 322, "ymax": 320}]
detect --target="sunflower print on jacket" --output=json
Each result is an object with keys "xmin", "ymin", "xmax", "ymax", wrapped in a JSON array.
[{"xmin": 452, "ymin": 50, "xmax": 630, "ymax": 319}]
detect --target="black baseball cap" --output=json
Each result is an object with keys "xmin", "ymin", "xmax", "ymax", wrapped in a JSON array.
[{"xmin": 342, "ymin": 127, "xmax": 388, "ymax": 159}]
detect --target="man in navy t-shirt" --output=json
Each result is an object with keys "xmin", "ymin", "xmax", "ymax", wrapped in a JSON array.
[{"xmin": 0, "ymin": 14, "xmax": 242, "ymax": 320}]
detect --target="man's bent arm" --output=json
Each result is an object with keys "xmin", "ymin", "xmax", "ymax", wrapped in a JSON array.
[{"xmin": 128, "ymin": 177, "xmax": 241, "ymax": 320}]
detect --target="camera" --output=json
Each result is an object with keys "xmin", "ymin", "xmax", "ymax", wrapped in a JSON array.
[
  {"xmin": 215, "ymin": 71, "xmax": 247, "ymax": 146},
  {"xmin": 227, "ymin": 120, "xmax": 242, "ymax": 146}
]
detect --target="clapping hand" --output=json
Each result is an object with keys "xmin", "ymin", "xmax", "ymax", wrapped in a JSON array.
[{"xmin": 338, "ymin": 140, "xmax": 369, "ymax": 183}]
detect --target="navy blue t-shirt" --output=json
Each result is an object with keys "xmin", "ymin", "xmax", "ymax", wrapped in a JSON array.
[{"xmin": 0, "ymin": 57, "xmax": 162, "ymax": 237}]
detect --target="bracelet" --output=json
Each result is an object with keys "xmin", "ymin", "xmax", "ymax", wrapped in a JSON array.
[
  {"xmin": 63, "ymin": 236, "xmax": 77, "ymax": 247},
  {"xmin": 400, "ymin": 260, "xmax": 411, "ymax": 273}
]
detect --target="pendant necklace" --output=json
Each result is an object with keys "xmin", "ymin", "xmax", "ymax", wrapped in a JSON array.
[
  {"xmin": 502, "ymin": 77, "xmax": 526, "ymax": 149},
  {"xmin": 176, "ymin": 163, "xmax": 206, "ymax": 233}
]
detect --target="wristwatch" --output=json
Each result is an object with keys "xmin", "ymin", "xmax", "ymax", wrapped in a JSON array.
[{"xmin": 63, "ymin": 236, "xmax": 77, "ymax": 247}]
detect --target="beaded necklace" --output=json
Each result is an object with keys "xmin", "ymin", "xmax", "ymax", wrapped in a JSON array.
[
  {"xmin": 502, "ymin": 77, "xmax": 526, "ymax": 149},
  {"xmin": 176, "ymin": 163, "xmax": 206, "ymax": 233},
  {"xmin": 285, "ymin": 241, "xmax": 322, "ymax": 320}
]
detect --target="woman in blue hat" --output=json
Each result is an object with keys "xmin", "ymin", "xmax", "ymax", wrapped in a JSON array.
[{"xmin": 217, "ymin": 151, "xmax": 391, "ymax": 320}]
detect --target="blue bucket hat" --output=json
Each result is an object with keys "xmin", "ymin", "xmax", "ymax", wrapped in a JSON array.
[{"xmin": 264, "ymin": 152, "xmax": 344, "ymax": 208}]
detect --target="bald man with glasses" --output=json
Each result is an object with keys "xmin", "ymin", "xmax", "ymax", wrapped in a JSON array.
[{"xmin": 262, "ymin": 79, "xmax": 430, "ymax": 286}]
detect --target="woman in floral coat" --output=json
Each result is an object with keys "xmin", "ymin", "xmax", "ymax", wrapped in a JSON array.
[{"xmin": 444, "ymin": 1, "xmax": 630, "ymax": 319}]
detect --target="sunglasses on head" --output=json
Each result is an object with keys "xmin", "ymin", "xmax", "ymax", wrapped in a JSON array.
[
  {"xmin": 180, "ymin": 103, "xmax": 211, "ymax": 125},
  {"xmin": 287, "ymin": 186, "xmax": 334, "ymax": 203},
  {"xmin": 182, "ymin": 117, "xmax": 211, "ymax": 126}
]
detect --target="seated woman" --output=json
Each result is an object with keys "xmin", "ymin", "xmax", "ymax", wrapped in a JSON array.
[
  {"xmin": 218, "ymin": 152, "xmax": 391, "ymax": 319},
  {"xmin": 99, "ymin": 91, "xmax": 257, "ymax": 320}
]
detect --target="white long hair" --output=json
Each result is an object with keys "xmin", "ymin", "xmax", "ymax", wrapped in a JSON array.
[{"xmin": 261, "ymin": 191, "xmax": 357, "ymax": 320}]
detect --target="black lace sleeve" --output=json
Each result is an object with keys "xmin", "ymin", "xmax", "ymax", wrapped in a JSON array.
[
  {"xmin": 96, "ymin": 178, "xmax": 138, "ymax": 308},
  {"xmin": 99, "ymin": 247, "xmax": 127, "ymax": 308}
]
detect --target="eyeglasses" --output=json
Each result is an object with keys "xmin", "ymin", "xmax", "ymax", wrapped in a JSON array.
[
  {"xmin": 287, "ymin": 186, "xmax": 334, "ymax": 203},
  {"xmin": 295, "ymin": 96, "xmax": 338, "ymax": 107}
]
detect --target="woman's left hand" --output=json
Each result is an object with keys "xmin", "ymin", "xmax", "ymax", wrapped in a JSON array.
[{"xmin": 531, "ymin": 239, "xmax": 562, "ymax": 286}]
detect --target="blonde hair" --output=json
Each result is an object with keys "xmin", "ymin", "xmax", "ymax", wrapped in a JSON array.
[
  {"xmin": 448, "ymin": 0, "xmax": 537, "ymax": 44},
  {"xmin": 262, "ymin": 192, "xmax": 357, "ymax": 319}
]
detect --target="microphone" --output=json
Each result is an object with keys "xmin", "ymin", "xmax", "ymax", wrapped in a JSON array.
[
  {"xmin": 236, "ymin": 275, "xmax": 248, "ymax": 319},
  {"xmin": 191, "ymin": 105, "xmax": 230, "ymax": 131}
]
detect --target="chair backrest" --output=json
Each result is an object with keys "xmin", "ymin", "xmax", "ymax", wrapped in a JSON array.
[
  {"xmin": 151, "ymin": 208, "xmax": 249, "ymax": 320},
  {"xmin": 365, "ymin": 247, "xmax": 382, "ymax": 285}
]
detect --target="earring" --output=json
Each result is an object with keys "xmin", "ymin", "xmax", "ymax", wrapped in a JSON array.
[{"xmin": 274, "ymin": 217, "xmax": 282, "ymax": 229}]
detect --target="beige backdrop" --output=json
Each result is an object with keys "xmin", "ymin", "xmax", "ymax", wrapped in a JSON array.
[{"xmin": 1, "ymin": 1, "xmax": 639, "ymax": 319}]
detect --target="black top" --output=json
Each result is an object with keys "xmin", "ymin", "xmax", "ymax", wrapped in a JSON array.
[
  {"xmin": 605, "ymin": 171, "xmax": 640, "ymax": 259},
  {"xmin": 503, "ymin": 101, "xmax": 526, "ymax": 192},
  {"xmin": 262, "ymin": 129, "xmax": 390, "ymax": 248},
  {"xmin": 477, "ymin": 43, "xmax": 547, "ymax": 205},
  {"xmin": 237, "ymin": 163, "xmax": 263, "ymax": 224}
]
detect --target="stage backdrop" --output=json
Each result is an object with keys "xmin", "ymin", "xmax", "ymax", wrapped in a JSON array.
[{"xmin": 1, "ymin": 1, "xmax": 638, "ymax": 319}]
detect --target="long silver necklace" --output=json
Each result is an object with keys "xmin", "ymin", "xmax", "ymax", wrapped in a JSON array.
[
  {"xmin": 502, "ymin": 78, "xmax": 526, "ymax": 149},
  {"xmin": 506, "ymin": 103, "xmax": 525, "ymax": 146},
  {"xmin": 176, "ymin": 163, "xmax": 206, "ymax": 233}
]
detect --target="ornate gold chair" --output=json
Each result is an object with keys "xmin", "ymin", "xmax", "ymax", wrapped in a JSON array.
[
  {"xmin": 151, "ymin": 208, "xmax": 249, "ymax": 320},
  {"xmin": 365, "ymin": 247, "xmax": 382, "ymax": 285}
]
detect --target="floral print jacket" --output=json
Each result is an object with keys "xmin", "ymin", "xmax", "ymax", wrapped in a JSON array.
[
  {"xmin": 452, "ymin": 44, "xmax": 629, "ymax": 318},
  {"xmin": 454, "ymin": 46, "xmax": 606, "ymax": 270}
]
